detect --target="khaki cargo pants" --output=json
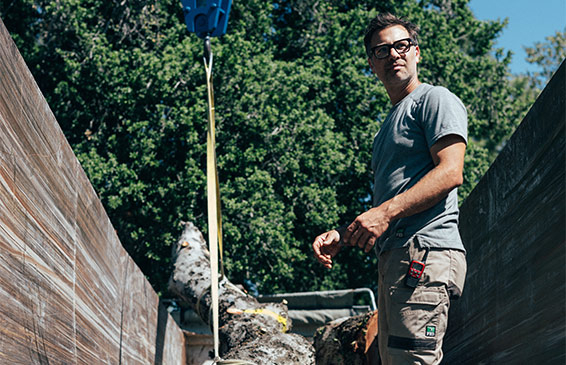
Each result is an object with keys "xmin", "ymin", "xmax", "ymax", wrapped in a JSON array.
[{"xmin": 377, "ymin": 237, "xmax": 466, "ymax": 365}]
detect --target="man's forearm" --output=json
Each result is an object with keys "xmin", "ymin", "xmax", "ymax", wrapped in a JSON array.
[
  {"xmin": 381, "ymin": 160, "xmax": 463, "ymax": 222},
  {"xmin": 343, "ymin": 137, "xmax": 466, "ymax": 250},
  {"xmin": 380, "ymin": 136, "xmax": 466, "ymax": 222}
]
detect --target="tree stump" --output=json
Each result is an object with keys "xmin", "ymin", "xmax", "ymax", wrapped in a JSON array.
[{"xmin": 313, "ymin": 310, "xmax": 379, "ymax": 365}]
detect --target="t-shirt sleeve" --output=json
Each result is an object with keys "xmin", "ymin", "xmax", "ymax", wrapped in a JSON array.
[{"xmin": 419, "ymin": 86, "xmax": 468, "ymax": 149}]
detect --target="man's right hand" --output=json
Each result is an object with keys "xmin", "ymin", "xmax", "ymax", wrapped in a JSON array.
[{"xmin": 312, "ymin": 230, "xmax": 342, "ymax": 269}]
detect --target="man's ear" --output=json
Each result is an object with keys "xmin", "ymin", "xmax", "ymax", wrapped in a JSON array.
[
  {"xmin": 415, "ymin": 45, "xmax": 421, "ymax": 64},
  {"xmin": 368, "ymin": 57, "xmax": 376, "ymax": 74}
]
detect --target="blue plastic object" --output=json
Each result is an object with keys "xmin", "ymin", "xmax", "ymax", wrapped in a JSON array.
[{"xmin": 181, "ymin": 0, "xmax": 232, "ymax": 38}]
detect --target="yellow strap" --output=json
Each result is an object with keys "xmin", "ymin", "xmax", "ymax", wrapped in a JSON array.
[
  {"xmin": 204, "ymin": 52, "xmax": 222, "ymax": 359},
  {"xmin": 243, "ymin": 308, "xmax": 288, "ymax": 333},
  {"xmin": 216, "ymin": 162, "xmax": 225, "ymax": 279},
  {"xmin": 204, "ymin": 54, "xmax": 224, "ymax": 277}
]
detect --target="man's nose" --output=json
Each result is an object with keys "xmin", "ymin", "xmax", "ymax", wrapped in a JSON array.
[{"xmin": 388, "ymin": 47, "xmax": 402, "ymax": 59}]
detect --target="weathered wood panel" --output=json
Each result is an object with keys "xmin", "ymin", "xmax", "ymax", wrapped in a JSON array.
[
  {"xmin": 443, "ymin": 62, "xmax": 565, "ymax": 363},
  {"xmin": 0, "ymin": 17, "xmax": 185, "ymax": 364}
]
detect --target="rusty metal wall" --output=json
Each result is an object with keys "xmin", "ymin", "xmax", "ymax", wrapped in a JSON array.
[
  {"xmin": 444, "ymin": 62, "xmax": 565, "ymax": 363},
  {"xmin": 0, "ymin": 18, "xmax": 185, "ymax": 364}
]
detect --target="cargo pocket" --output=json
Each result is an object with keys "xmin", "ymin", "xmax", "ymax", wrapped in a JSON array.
[{"xmin": 387, "ymin": 286, "xmax": 448, "ymax": 350}]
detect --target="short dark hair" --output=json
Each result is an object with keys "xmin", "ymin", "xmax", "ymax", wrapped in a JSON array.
[{"xmin": 364, "ymin": 13, "xmax": 420, "ymax": 58}]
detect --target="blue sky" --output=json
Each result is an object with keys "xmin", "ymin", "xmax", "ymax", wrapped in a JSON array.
[{"xmin": 468, "ymin": 0, "xmax": 566, "ymax": 75}]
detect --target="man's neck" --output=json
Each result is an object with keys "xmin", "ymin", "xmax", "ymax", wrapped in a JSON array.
[{"xmin": 386, "ymin": 77, "xmax": 422, "ymax": 105}]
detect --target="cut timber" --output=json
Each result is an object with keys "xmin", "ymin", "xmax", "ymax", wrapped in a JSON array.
[
  {"xmin": 313, "ymin": 310, "xmax": 379, "ymax": 365},
  {"xmin": 168, "ymin": 222, "xmax": 315, "ymax": 364}
]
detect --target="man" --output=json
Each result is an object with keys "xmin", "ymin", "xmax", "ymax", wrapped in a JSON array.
[{"xmin": 312, "ymin": 13, "xmax": 467, "ymax": 364}]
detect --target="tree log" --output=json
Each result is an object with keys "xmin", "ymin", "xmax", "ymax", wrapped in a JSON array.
[{"xmin": 168, "ymin": 222, "xmax": 315, "ymax": 364}]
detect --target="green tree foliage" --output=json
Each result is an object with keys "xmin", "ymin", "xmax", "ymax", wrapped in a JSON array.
[
  {"xmin": 0, "ymin": 0, "xmax": 536, "ymax": 295},
  {"xmin": 525, "ymin": 29, "xmax": 566, "ymax": 88}
]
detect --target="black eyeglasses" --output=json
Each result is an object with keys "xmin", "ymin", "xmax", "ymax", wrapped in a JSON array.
[{"xmin": 370, "ymin": 38, "xmax": 416, "ymax": 59}]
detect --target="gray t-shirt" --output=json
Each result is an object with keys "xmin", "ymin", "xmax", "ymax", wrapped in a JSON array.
[{"xmin": 371, "ymin": 83, "xmax": 467, "ymax": 254}]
